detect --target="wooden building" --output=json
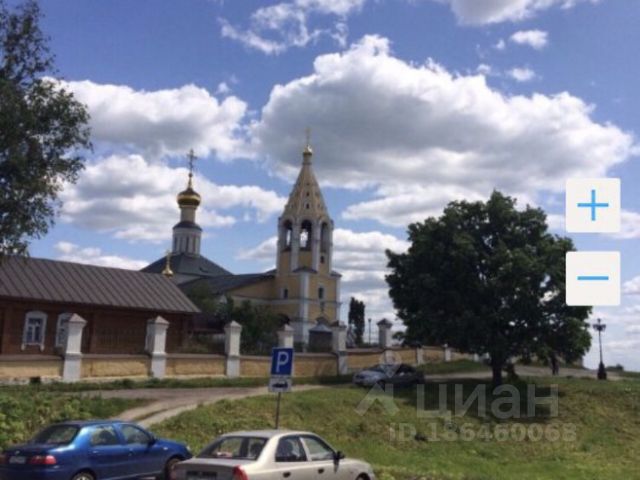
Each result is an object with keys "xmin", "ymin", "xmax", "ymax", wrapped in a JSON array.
[{"xmin": 0, "ymin": 256, "xmax": 199, "ymax": 356}]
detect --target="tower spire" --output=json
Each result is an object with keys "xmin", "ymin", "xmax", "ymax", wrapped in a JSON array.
[{"xmin": 303, "ymin": 127, "xmax": 313, "ymax": 162}]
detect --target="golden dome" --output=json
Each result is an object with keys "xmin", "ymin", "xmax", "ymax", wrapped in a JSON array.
[{"xmin": 177, "ymin": 175, "xmax": 201, "ymax": 207}]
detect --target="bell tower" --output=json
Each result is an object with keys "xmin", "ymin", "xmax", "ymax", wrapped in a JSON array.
[
  {"xmin": 275, "ymin": 137, "xmax": 338, "ymax": 346},
  {"xmin": 277, "ymin": 141, "xmax": 334, "ymax": 275}
]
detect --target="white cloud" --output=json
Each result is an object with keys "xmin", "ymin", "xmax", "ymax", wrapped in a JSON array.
[
  {"xmin": 611, "ymin": 210, "xmax": 640, "ymax": 239},
  {"xmin": 54, "ymin": 242, "xmax": 148, "ymax": 270},
  {"xmin": 254, "ymin": 35, "xmax": 635, "ymax": 227},
  {"xmin": 623, "ymin": 276, "xmax": 640, "ymax": 296},
  {"xmin": 238, "ymin": 228, "xmax": 409, "ymax": 319},
  {"xmin": 543, "ymin": 210, "xmax": 640, "ymax": 239},
  {"xmin": 507, "ymin": 66, "xmax": 537, "ymax": 82},
  {"xmin": 625, "ymin": 325, "xmax": 640, "ymax": 335},
  {"xmin": 215, "ymin": 82, "xmax": 232, "ymax": 96},
  {"xmin": 219, "ymin": 0, "xmax": 365, "ymax": 54},
  {"xmin": 63, "ymin": 80, "xmax": 248, "ymax": 160},
  {"xmin": 510, "ymin": 29, "xmax": 549, "ymax": 49},
  {"xmin": 476, "ymin": 63, "xmax": 493, "ymax": 75},
  {"xmin": 60, "ymin": 154, "xmax": 286, "ymax": 243},
  {"xmin": 494, "ymin": 38, "xmax": 506, "ymax": 50},
  {"xmin": 434, "ymin": 0, "xmax": 600, "ymax": 25}
]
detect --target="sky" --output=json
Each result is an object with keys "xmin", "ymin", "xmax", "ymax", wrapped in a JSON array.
[{"xmin": 20, "ymin": 0, "xmax": 640, "ymax": 370}]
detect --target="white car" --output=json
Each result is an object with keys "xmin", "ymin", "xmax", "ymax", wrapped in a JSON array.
[{"xmin": 174, "ymin": 430, "xmax": 375, "ymax": 480}]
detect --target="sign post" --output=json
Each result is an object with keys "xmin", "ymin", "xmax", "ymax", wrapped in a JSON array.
[{"xmin": 270, "ymin": 347, "xmax": 294, "ymax": 429}]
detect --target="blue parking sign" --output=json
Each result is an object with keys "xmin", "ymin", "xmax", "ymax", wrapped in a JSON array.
[{"xmin": 271, "ymin": 348, "xmax": 294, "ymax": 376}]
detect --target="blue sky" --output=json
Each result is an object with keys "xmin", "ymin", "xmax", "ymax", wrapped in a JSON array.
[{"xmin": 24, "ymin": 0, "xmax": 640, "ymax": 370}]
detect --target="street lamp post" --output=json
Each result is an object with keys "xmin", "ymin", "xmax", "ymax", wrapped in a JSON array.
[
  {"xmin": 593, "ymin": 318, "xmax": 607, "ymax": 380},
  {"xmin": 368, "ymin": 318, "xmax": 372, "ymax": 346}
]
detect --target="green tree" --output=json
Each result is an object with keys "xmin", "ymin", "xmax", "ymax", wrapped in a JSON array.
[
  {"xmin": 386, "ymin": 191, "xmax": 591, "ymax": 385},
  {"xmin": 186, "ymin": 285, "xmax": 281, "ymax": 354},
  {"xmin": 348, "ymin": 297, "xmax": 365, "ymax": 345},
  {"xmin": 233, "ymin": 300, "xmax": 281, "ymax": 355},
  {"xmin": 0, "ymin": 0, "xmax": 91, "ymax": 258}
]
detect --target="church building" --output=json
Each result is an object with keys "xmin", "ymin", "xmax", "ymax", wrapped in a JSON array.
[{"xmin": 143, "ymin": 143, "xmax": 341, "ymax": 346}]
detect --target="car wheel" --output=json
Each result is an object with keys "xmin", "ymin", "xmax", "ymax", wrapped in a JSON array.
[
  {"xmin": 160, "ymin": 456, "xmax": 181, "ymax": 480},
  {"xmin": 71, "ymin": 472, "xmax": 95, "ymax": 480}
]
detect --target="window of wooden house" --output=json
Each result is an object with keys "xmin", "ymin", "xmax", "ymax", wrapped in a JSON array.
[
  {"xmin": 22, "ymin": 311, "xmax": 47, "ymax": 351},
  {"xmin": 55, "ymin": 313, "xmax": 72, "ymax": 349}
]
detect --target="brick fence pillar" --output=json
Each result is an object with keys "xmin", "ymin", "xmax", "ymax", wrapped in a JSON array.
[
  {"xmin": 377, "ymin": 319, "xmax": 393, "ymax": 349},
  {"xmin": 225, "ymin": 321, "xmax": 242, "ymax": 377},
  {"xmin": 146, "ymin": 316, "xmax": 169, "ymax": 378},
  {"xmin": 62, "ymin": 314, "xmax": 87, "ymax": 382},
  {"xmin": 331, "ymin": 322, "xmax": 348, "ymax": 375}
]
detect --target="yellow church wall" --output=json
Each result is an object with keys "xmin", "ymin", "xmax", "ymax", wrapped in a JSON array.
[
  {"xmin": 298, "ymin": 250, "xmax": 313, "ymax": 269},
  {"xmin": 308, "ymin": 274, "xmax": 337, "ymax": 301},
  {"xmin": 240, "ymin": 354, "xmax": 336, "ymax": 377},
  {"xmin": 269, "ymin": 303, "xmax": 299, "ymax": 320},
  {"xmin": 451, "ymin": 350, "xmax": 473, "ymax": 361},
  {"xmin": 392, "ymin": 348, "xmax": 418, "ymax": 364},
  {"xmin": 424, "ymin": 346, "xmax": 445, "ymax": 362},
  {"xmin": 81, "ymin": 355, "xmax": 150, "ymax": 378},
  {"xmin": 295, "ymin": 354, "xmax": 337, "ymax": 376},
  {"xmin": 308, "ymin": 302, "xmax": 337, "ymax": 322},
  {"xmin": 346, "ymin": 350, "xmax": 386, "ymax": 371},
  {"xmin": 229, "ymin": 278, "xmax": 276, "ymax": 301},
  {"xmin": 166, "ymin": 354, "xmax": 226, "ymax": 376},
  {"xmin": 0, "ymin": 356, "xmax": 63, "ymax": 380},
  {"xmin": 278, "ymin": 252, "xmax": 291, "ymax": 273},
  {"xmin": 240, "ymin": 356, "xmax": 270, "ymax": 376},
  {"xmin": 318, "ymin": 259, "xmax": 330, "ymax": 276},
  {"xmin": 277, "ymin": 275, "xmax": 301, "ymax": 298}
]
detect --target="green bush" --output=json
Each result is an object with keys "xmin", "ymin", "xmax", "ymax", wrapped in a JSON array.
[{"xmin": 0, "ymin": 392, "xmax": 143, "ymax": 448}]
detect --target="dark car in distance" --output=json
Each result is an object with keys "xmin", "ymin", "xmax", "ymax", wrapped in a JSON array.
[
  {"xmin": 0, "ymin": 420, "xmax": 191, "ymax": 480},
  {"xmin": 352, "ymin": 363, "xmax": 424, "ymax": 387}
]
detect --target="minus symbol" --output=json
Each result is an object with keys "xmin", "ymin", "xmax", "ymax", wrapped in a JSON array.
[{"xmin": 577, "ymin": 275, "xmax": 610, "ymax": 281}]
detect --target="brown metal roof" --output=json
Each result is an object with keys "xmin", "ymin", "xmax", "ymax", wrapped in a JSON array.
[{"xmin": 0, "ymin": 256, "xmax": 200, "ymax": 314}]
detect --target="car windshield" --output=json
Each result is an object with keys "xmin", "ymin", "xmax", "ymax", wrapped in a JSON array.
[
  {"xmin": 199, "ymin": 436, "xmax": 267, "ymax": 460},
  {"xmin": 31, "ymin": 425, "xmax": 79, "ymax": 445}
]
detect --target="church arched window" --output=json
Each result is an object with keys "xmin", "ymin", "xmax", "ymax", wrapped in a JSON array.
[
  {"xmin": 320, "ymin": 222, "xmax": 330, "ymax": 253},
  {"xmin": 300, "ymin": 220, "xmax": 312, "ymax": 250},
  {"xmin": 281, "ymin": 220, "xmax": 293, "ymax": 251}
]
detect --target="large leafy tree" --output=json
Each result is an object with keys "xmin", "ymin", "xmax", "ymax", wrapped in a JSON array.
[
  {"xmin": 348, "ymin": 297, "xmax": 365, "ymax": 345},
  {"xmin": 187, "ymin": 286, "xmax": 281, "ymax": 355},
  {"xmin": 0, "ymin": 0, "xmax": 90, "ymax": 258},
  {"xmin": 386, "ymin": 191, "xmax": 591, "ymax": 385}
]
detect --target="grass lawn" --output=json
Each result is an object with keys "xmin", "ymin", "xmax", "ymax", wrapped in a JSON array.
[
  {"xmin": 152, "ymin": 377, "xmax": 640, "ymax": 480},
  {"xmin": 0, "ymin": 391, "xmax": 146, "ymax": 448},
  {"xmin": 0, "ymin": 374, "xmax": 352, "ymax": 393}
]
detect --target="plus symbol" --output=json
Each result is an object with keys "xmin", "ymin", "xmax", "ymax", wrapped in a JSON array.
[{"xmin": 577, "ymin": 189, "xmax": 609, "ymax": 221}]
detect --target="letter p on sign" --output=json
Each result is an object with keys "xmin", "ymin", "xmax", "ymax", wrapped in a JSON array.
[{"xmin": 271, "ymin": 348, "xmax": 294, "ymax": 376}]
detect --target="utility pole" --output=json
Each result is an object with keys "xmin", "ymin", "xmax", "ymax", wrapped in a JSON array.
[
  {"xmin": 368, "ymin": 318, "xmax": 372, "ymax": 346},
  {"xmin": 593, "ymin": 318, "xmax": 607, "ymax": 380}
]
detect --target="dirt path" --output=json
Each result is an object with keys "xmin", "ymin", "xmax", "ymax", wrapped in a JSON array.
[
  {"xmin": 84, "ymin": 385, "xmax": 324, "ymax": 427},
  {"xmin": 85, "ymin": 366, "xmax": 621, "ymax": 427}
]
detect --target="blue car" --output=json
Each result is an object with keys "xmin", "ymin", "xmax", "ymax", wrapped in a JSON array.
[{"xmin": 0, "ymin": 420, "xmax": 191, "ymax": 480}]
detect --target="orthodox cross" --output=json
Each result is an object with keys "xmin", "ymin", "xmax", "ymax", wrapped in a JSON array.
[{"xmin": 187, "ymin": 149, "xmax": 197, "ymax": 186}]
